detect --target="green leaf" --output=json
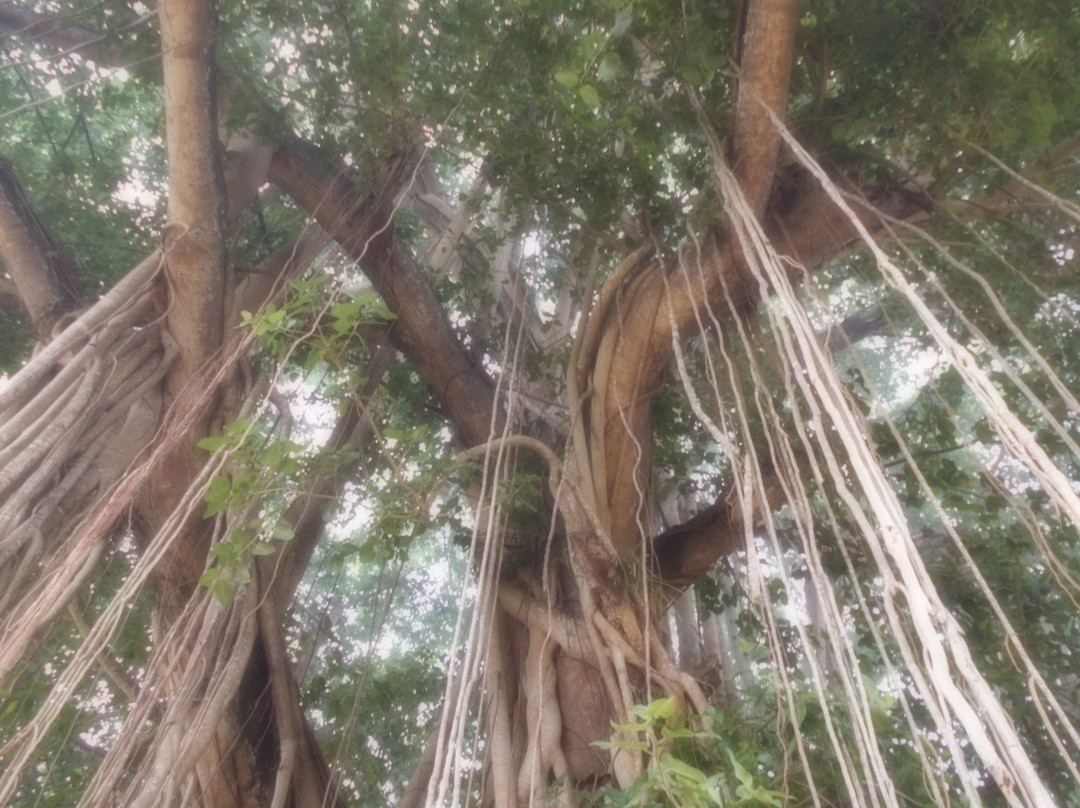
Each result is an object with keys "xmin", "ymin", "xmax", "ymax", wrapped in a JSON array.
[
  {"xmin": 210, "ymin": 539, "xmax": 241, "ymax": 564},
  {"xmin": 605, "ymin": 740, "xmax": 649, "ymax": 751},
  {"xmin": 578, "ymin": 84, "xmax": 600, "ymax": 108},
  {"xmin": 199, "ymin": 568, "xmax": 220, "ymax": 588},
  {"xmin": 272, "ymin": 522, "xmax": 295, "ymax": 542},
  {"xmin": 661, "ymin": 726, "xmax": 698, "ymax": 740},
  {"xmin": 598, "ymin": 53, "xmax": 624, "ymax": 82},
  {"xmin": 197, "ymin": 435, "xmax": 230, "ymax": 452},
  {"xmin": 611, "ymin": 9, "xmax": 632, "ymax": 37},
  {"xmin": 251, "ymin": 542, "xmax": 276, "ymax": 556},
  {"xmin": 211, "ymin": 577, "xmax": 235, "ymax": 605},
  {"xmin": 643, "ymin": 697, "xmax": 677, "ymax": 719},
  {"xmin": 203, "ymin": 476, "xmax": 232, "ymax": 518},
  {"xmin": 554, "ymin": 70, "xmax": 580, "ymax": 89},
  {"xmin": 660, "ymin": 753, "xmax": 707, "ymax": 784},
  {"xmin": 358, "ymin": 291, "xmax": 396, "ymax": 321},
  {"xmin": 356, "ymin": 540, "xmax": 377, "ymax": 564},
  {"xmin": 225, "ymin": 418, "xmax": 253, "ymax": 439}
]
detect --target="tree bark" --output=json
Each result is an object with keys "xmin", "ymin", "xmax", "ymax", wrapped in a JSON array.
[
  {"xmin": 0, "ymin": 158, "xmax": 82, "ymax": 339},
  {"xmin": 268, "ymin": 137, "xmax": 499, "ymax": 447},
  {"xmin": 729, "ymin": 0, "xmax": 801, "ymax": 216},
  {"xmin": 159, "ymin": 0, "xmax": 227, "ymax": 398}
]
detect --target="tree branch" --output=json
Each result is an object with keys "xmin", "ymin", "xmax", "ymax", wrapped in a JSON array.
[
  {"xmin": 728, "ymin": 0, "xmax": 801, "ymax": 217},
  {"xmin": 651, "ymin": 472, "xmax": 787, "ymax": 590},
  {"xmin": 0, "ymin": 157, "xmax": 82, "ymax": 338},
  {"xmin": 268, "ymin": 137, "xmax": 499, "ymax": 448},
  {"xmin": 159, "ymin": 0, "xmax": 226, "ymax": 397},
  {"xmin": 590, "ymin": 177, "xmax": 928, "ymax": 558}
]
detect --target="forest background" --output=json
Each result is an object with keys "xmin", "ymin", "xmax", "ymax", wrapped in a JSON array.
[{"xmin": 1, "ymin": 1, "xmax": 1079, "ymax": 806}]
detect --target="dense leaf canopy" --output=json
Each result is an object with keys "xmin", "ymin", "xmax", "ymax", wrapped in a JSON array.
[{"xmin": 1, "ymin": 1, "xmax": 1079, "ymax": 807}]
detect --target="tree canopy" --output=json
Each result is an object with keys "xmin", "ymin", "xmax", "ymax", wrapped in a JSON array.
[{"xmin": 0, "ymin": 1, "xmax": 1079, "ymax": 807}]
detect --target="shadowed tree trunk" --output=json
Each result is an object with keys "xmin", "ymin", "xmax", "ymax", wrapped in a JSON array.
[
  {"xmin": 1, "ymin": 0, "xmax": 1078, "ymax": 806},
  {"xmin": 0, "ymin": 1, "xmax": 928, "ymax": 802}
]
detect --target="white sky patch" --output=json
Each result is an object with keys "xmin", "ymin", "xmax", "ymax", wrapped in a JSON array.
[
  {"xmin": 522, "ymin": 232, "xmax": 540, "ymax": 258},
  {"xmin": 113, "ymin": 178, "xmax": 158, "ymax": 211}
]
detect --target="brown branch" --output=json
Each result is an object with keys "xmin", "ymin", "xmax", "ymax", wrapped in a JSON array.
[
  {"xmin": 268, "ymin": 136, "xmax": 499, "ymax": 448},
  {"xmin": 647, "ymin": 184, "xmax": 932, "ymax": 586},
  {"xmin": 129, "ymin": 0, "xmax": 231, "ymax": 617},
  {"xmin": 159, "ymin": 0, "xmax": 226, "ymax": 398},
  {"xmin": 592, "ymin": 181, "xmax": 928, "ymax": 558},
  {"xmin": 728, "ymin": 0, "xmax": 801, "ymax": 217},
  {"xmin": 0, "ymin": 157, "xmax": 82, "ymax": 338},
  {"xmin": 651, "ymin": 473, "xmax": 787, "ymax": 590}
]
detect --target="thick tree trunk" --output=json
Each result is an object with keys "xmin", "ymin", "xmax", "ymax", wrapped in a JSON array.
[
  {"xmin": 4, "ymin": 0, "xmax": 1073, "ymax": 804},
  {"xmin": 271, "ymin": 128, "xmax": 929, "ymax": 808}
]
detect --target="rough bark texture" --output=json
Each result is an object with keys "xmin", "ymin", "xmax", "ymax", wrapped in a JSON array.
[
  {"xmin": 159, "ymin": 0, "xmax": 227, "ymax": 397},
  {"xmin": 0, "ymin": 1, "xmax": 946, "ymax": 806},
  {"xmin": 268, "ymin": 137, "xmax": 499, "ymax": 447},
  {"xmin": 729, "ymin": 0, "xmax": 801, "ymax": 216},
  {"xmin": 260, "ymin": 6, "xmax": 931, "ymax": 800}
]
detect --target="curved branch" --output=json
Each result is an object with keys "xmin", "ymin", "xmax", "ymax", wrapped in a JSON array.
[{"xmin": 590, "ymin": 181, "xmax": 928, "ymax": 558}]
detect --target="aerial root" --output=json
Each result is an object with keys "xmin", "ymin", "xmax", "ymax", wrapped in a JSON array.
[
  {"xmin": 0, "ymin": 252, "xmax": 157, "ymax": 415},
  {"xmin": 494, "ymin": 578, "xmax": 710, "ymax": 802},
  {"xmin": 86, "ymin": 582, "xmax": 260, "ymax": 807},
  {"xmin": 517, "ymin": 628, "xmax": 570, "ymax": 807},
  {"xmin": 0, "ymin": 300, "xmax": 171, "ymax": 605},
  {"xmin": 483, "ymin": 606, "xmax": 520, "ymax": 808},
  {"xmin": 256, "ymin": 559, "xmax": 303, "ymax": 808}
]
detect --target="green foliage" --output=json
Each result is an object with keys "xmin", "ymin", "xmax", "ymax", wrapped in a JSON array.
[
  {"xmin": 195, "ymin": 416, "xmax": 304, "ymax": 603},
  {"xmin": 590, "ymin": 698, "xmax": 785, "ymax": 808},
  {"xmin": 4, "ymin": 0, "xmax": 1080, "ymax": 804},
  {"xmin": 239, "ymin": 277, "xmax": 395, "ymax": 371}
]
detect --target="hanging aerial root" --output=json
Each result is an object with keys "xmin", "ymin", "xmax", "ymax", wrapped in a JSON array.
[
  {"xmin": 0, "ymin": 258, "xmax": 170, "ymax": 639},
  {"xmin": 126, "ymin": 584, "xmax": 259, "ymax": 808},
  {"xmin": 0, "ymin": 337, "xmax": 256, "ymax": 804},
  {"xmin": 516, "ymin": 625, "xmax": 570, "ymax": 807},
  {"xmin": 256, "ymin": 560, "xmax": 301, "ymax": 808},
  {"xmin": 708, "ymin": 120, "xmax": 1061, "ymax": 805},
  {"xmin": 482, "ymin": 606, "xmax": 519, "ymax": 808},
  {"xmin": 0, "ymin": 252, "xmax": 159, "ymax": 415}
]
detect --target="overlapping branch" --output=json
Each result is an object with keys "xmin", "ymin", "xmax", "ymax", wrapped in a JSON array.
[{"xmin": 268, "ymin": 137, "xmax": 500, "ymax": 448}]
